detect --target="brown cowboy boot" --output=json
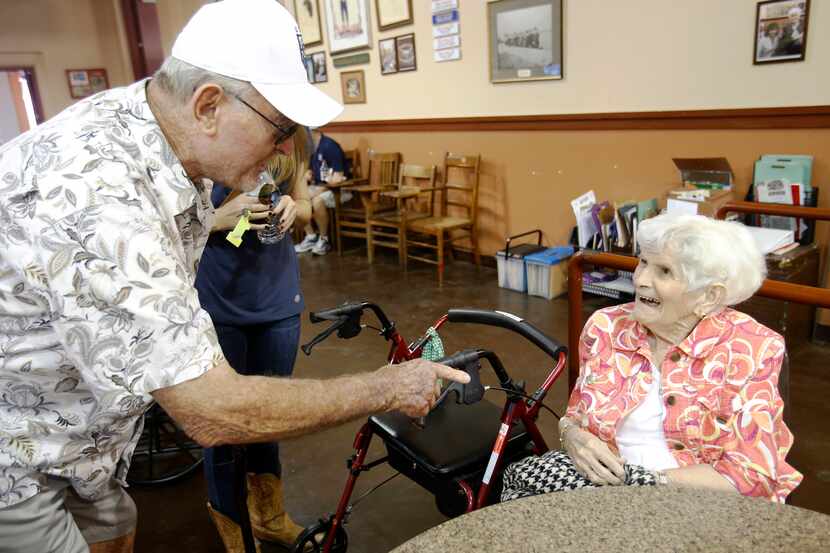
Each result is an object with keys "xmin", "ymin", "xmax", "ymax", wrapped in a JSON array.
[
  {"xmin": 207, "ymin": 502, "xmax": 262, "ymax": 553},
  {"xmin": 246, "ymin": 473, "xmax": 305, "ymax": 547}
]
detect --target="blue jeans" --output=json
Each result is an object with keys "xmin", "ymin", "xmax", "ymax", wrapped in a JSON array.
[{"xmin": 203, "ymin": 315, "xmax": 301, "ymax": 523}]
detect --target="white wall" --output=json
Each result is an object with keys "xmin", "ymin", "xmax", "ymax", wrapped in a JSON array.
[
  {"xmin": 0, "ymin": 73, "xmax": 21, "ymax": 146},
  {"xmin": 303, "ymin": 0, "xmax": 830, "ymax": 121}
]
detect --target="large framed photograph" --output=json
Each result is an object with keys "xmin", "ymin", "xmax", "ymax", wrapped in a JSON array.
[
  {"xmin": 311, "ymin": 51, "xmax": 328, "ymax": 83},
  {"xmin": 294, "ymin": 0, "xmax": 324, "ymax": 47},
  {"xmin": 375, "ymin": 0, "xmax": 413, "ymax": 31},
  {"xmin": 487, "ymin": 0, "xmax": 563, "ymax": 83},
  {"xmin": 323, "ymin": 0, "xmax": 372, "ymax": 54},
  {"xmin": 395, "ymin": 33, "xmax": 416, "ymax": 72},
  {"xmin": 754, "ymin": 0, "xmax": 809, "ymax": 64},
  {"xmin": 341, "ymin": 70, "xmax": 366, "ymax": 104},
  {"xmin": 379, "ymin": 37, "xmax": 398, "ymax": 74}
]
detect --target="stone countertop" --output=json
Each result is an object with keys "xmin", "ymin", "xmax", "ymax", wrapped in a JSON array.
[{"xmin": 391, "ymin": 486, "xmax": 830, "ymax": 553}]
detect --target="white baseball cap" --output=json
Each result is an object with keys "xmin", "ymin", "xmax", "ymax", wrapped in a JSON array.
[{"xmin": 171, "ymin": 0, "xmax": 342, "ymax": 127}]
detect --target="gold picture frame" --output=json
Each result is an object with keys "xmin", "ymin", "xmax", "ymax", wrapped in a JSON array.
[
  {"xmin": 294, "ymin": 0, "xmax": 324, "ymax": 47},
  {"xmin": 341, "ymin": 69, "xmax": 366, "ymax": 104},
  {"xmin": 375, "ymin": 0, "xmax": 413, "ymax": 31}
]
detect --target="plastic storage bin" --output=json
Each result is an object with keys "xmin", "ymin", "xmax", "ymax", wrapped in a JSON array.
[
  {"xmin": 496, "ymin": 230, "xmax": 545, "ymax": 293},
  {"xmin": 525, "ymin": 247, "xmax": 574, "ymax": 299}
]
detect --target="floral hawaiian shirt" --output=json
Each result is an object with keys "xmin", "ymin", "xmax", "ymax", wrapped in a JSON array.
[
  {"xmin": 566, "ymin": 303, "xmax": 802, "ymax": 503},
  {"xmin": 0, "ymin": 80, "xmax": 222, "ymax": 508}
]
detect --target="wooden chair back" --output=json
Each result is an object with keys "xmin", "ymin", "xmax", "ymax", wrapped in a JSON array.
[
  {"xmin": 367, "ymin": 151, "xmax": 401, "ymax": 189},
  {"xmin": 398, "ymin": 163, "xmax": 437, "ymax": 215},
  {"xmin": 440, "ymin": 153, "xmax": 481, "ymax": 225},
  {"xmin": 343, "ymin": 149, "xmax": 361, "ymax": 180}
]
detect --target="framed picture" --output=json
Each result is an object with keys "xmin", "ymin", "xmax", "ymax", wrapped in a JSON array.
[
  {"xmin": 379, "ymin": 37, "xmax": 398, "ymax": 74},
  {"xmin": 304, "ymin": 56, "xmax": 315, "ymax": 82},
  {"xmin": 311, "ymin": 51, "xmax": 328, "ymax": 83},
  {"xmin": 487, "ymin": 0, "xmax": 563, "ymax": 83},
  {"xmin": 375, "ymin": 0, "xmax": 413, "ymax": 31},
  {"xmin": 341, "ymin": 70, "xmax": 366, "ymax": 104},
  {"xmin": 754, "ymin": 0, "xmax": 809, "ymax": 64},
  {"xmin": 294, "ymin": 0, "xmax": 324, "ymax": 47},
  {"xmin": 66, "ymin": 68, "xmax": 109, "ymax": 99},
  {"xmin": 395, "ymin": 33, "xmax": 417, "ymax": 72},
  {"xmin": 323, "ymin": 0, "xmax": 372, "ymax": 54}
]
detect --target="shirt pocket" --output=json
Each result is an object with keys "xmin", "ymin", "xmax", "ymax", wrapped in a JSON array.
[{"xmin": 695, "ymin": 388, "xmax": 737, "ymax": 463}]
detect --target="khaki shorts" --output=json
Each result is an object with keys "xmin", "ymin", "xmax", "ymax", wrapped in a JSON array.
[{"xmin": 0, "ymin": 476, "xmax": 137, "ymax": 553}]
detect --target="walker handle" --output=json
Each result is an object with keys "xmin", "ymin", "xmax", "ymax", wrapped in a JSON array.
[{"xmin": 447, "ymin": 309, "xmax": 566, "ymax": 360}]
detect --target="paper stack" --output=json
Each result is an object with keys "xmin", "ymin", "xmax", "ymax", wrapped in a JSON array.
[{"xmin": 744, "ymin": 226, "xmax": 795, "ymax": 255}]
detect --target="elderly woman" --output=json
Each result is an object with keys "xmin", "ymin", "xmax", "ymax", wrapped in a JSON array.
[{"xmin": 503, "ymin": 214, "xmax": 802, "ymax": 503}]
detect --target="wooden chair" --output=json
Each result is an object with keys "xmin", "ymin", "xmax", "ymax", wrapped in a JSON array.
[
  {"xmin": 366, "ymin": 163, "xmax": 437, "ymax": 266},
  {"xmin": 333, "ymin": 151, "xmax": 400, "ymax": 255},
  {"xmin": 405, "ymin": 153, "xmax": 481, "ymax": 286}
]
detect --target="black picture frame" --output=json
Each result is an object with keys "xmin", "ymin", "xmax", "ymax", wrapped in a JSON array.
[
  {"xmin": 379, "ymin": 37, "xmax": 398, "ymax": 74},
  {"xmin": 395, "ymin": 33, "xmax": 417, "ymax": 72},
  {"xmin": 311, "ymin": 51, "xmax": 328, "ymax": 83},
  {"xmin": 753, "ymin": 0, "xmax": 810, "ymax": 65}
]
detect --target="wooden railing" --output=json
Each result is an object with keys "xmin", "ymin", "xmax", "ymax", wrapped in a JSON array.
[{"xmin": 567, "ymin": 202, "xmax": 830, "ymax": 391}]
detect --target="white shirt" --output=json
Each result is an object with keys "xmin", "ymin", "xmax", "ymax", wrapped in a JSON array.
[
  {"xmin": 0, "ymin": 80, "xmax": 221, "ymax": 508},
  {"xmin": 615, "ymin": 365, "xmax": 680, "ymax": 471}
]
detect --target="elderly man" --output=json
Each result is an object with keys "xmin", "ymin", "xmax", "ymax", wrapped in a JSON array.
[{"xmin": 0, "ymin": 2, "xmax": 467, "ymax": 552}]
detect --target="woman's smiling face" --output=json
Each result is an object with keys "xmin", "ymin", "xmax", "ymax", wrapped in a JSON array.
[{"xmin": 631, "ymin": 249, "xmax": 701, "ymax": 330}]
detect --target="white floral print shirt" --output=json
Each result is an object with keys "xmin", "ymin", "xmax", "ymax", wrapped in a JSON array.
[{"xmin": 0, "ymin": 80, "xmax": 222, "ymax": 508}]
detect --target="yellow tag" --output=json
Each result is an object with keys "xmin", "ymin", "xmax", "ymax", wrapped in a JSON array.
[{"xmin": 226, "ymin": 213, "xmax": 251, "ymax": 247}]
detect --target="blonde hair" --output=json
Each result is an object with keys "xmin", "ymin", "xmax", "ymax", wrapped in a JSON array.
[{"xmin": 266, "ymin": 126, "xmax": 308, "ymax": 193}]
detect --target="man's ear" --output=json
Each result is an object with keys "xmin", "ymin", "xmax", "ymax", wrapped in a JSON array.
[
  {"xmin": 697, "ymin": 282, "xmax": 726, "ymax": 317},
  {"xmin": 191, "ymin": 84, "xmax": 225, "ymax": 136}
]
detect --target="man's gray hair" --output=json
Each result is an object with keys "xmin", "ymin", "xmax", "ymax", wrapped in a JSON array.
[
  {"xmin": 153, "ymin": 57, "xmax": 254, "ymax": 103},
  {"xmin": 637, "ymin": 214, "xmax": 766, "ymax": 306}
]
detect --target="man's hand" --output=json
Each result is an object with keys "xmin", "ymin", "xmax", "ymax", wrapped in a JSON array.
[
  {"xmin": 562, "ymin": 425, "xmax": 625, "ymax": 485},
  {"xmin": 377, "ymin": 359, "xmax": 470, "ymax": 418},
  {"xmin": 272, "ymin": 195, "xmax": 297, "ymax": 232},
  {"xmin": 213, "ymin": 193, "xmax": 270, "ymax": 232}
]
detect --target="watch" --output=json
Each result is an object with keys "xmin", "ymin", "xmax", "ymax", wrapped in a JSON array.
[{"xmin": 653, "ymin": 470, "xmax": 669, "ymax": 486}]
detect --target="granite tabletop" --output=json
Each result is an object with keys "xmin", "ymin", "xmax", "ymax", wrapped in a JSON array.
[{"xmin": 391, "ymin": 486, "xmax": 830, "ymax": 553}]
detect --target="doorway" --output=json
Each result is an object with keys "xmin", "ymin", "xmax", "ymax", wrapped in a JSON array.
[{"xmin": 0, "ymin": 67, "xmax": 45, "ymax": 146}]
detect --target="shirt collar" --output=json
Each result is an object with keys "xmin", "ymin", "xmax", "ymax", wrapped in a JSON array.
[{"xmin": 615, "ymin": 303, "xmax": 730, "ymax": 359}]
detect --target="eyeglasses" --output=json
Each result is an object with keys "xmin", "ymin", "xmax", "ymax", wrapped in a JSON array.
[{"xmin": 233, "ymin": 95, "xmax": 297, "ymax": 147}]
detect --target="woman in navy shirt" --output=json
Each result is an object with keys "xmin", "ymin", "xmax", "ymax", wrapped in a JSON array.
[{"xmin": 195, "ymin": 132, "xmax": 311, "ymax": 550}]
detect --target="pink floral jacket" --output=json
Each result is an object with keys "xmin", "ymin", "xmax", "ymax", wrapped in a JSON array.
[{"xmin": 566, "ymin": 303, "xmax": 802, "ymax": 502}]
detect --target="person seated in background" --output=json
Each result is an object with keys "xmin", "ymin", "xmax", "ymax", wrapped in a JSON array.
[
  {"xmin": 502, "ymin": 214, "xmax": 802, "ymax": 503},
  {"xmin": 294, "ymin": 128, "xmax": 351, "ymax": 256}
]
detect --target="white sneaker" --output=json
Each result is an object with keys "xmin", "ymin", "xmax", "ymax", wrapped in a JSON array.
[
  {"xmin": 311, "ymin": 236, "xmax": 332, "ymax": 256},
  {"xmin": 294, "ymin": 234, "xmax": 318, "ymax": 253}
]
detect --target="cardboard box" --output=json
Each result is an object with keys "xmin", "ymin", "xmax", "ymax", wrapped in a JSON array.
[{"xmin": 664, "ymin": 187, "xmax": 734, "ymax": 218}]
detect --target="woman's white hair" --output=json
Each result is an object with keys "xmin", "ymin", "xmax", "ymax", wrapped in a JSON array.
[
  {"xmin": 153, "ymin": 57, "xmax": 254, "ymax": 103},
  {"xmin": 637, "ymin": 214, "xmax": 766, "ymax": 306}
]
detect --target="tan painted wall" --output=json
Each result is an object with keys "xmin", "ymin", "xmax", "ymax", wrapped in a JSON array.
[
  {"xmin": 156, "ymin": 0, "xmax": 211, "ymax": 58},
  {"xmin": 0, "ymin": 0, "xmax": 132, "ymax": 118},
  {"xmin": 328, "ymin": 128, "xmax": 830, "ymax": 256},
  {"xmin": 310, "ymin": 0, "xmax": 830, "ymax": 121}
]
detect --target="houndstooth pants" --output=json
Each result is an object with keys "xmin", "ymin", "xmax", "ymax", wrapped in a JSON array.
[{"xmin": 501, "ymin": 449, "xmax": 657, "ymax": 502}]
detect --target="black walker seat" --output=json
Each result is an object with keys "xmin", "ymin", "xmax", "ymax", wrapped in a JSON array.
[{"xmin": 369, "ymin": 396, "xmax": 530, "ymax": 492}]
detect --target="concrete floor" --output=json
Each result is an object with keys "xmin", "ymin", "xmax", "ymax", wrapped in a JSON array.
[{"xmin": 131, "ymin": 250, "xmax": 830, "ymax": 552}]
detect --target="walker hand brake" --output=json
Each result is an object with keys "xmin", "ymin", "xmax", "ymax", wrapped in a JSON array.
[
  {"xmin": 301, "ymin": 317, "xmax": 347, "ymax": 356},
  {"xmin": 437, "ymin": 349, "xmax": 485, "ymax": 405}
]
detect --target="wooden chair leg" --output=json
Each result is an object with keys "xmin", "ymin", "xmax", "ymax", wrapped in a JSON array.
[
  {"xmin": 437, "ymin": 232, "xmax": 445, "ymax": 287},
  {"xmin": 367, "ymin": 222, "xmax": 375, "ymax": 264},
  {"xmin": 399, "ymin": 223, "xmax": 407, "ymax": 269},
  {"xmin": 471, "ymin": 228, "xmax": 481, "ymax": 266},
  {"xmin": 333, "ymin": 192, "xmax": 343, "ymax": 256}
]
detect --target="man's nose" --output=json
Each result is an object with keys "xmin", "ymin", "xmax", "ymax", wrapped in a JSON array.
[{"xmin": 275, "ymin": 136, "xmax": 294, "ymax": 156}]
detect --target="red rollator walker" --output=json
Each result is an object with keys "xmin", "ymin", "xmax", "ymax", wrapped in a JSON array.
[{"xmin": 291, "ymin": 302, "xmax": 568, "ymax": 553}]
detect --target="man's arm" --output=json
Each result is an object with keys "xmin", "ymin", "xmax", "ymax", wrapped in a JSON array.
[{"xmin": 152, "ymin": 357, "xmax": 468, "ymax": 448}]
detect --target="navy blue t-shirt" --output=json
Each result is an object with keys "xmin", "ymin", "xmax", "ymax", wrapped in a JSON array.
[
  {"xmin": 195, "ymin": 184, "xmax": 304, "ymax": 326},
  {"xmin": 310, "ymin": 134, "xmax": 349, "ymax": 184}
]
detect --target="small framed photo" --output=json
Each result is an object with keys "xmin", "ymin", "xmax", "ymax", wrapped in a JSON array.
[
  {"xmin": 311, "ymin": 51, "xmax": 328, "ymax": 83},
  {"xmin": 395, "ymin": 33, "xmax": 416, "ymax": 72},
  {"xmin": 754, "ymin": 0, "xmax": 809, "ymax": 64},
  {"xmin": 323, "ymin": 0, "xmax": 372, "ymax": 54},
  {"xmin": 341, "ymin": 70, "xmax": 366, "ymax": 104},
  {"xmin": 294, "ymin": 0, "xmax": 324, "ymax": 47},
  {"xmin": 375, "ymin": 0, "xmax": 413, "ymax": 31},
  {"xmin": 304, "ymin": 56, "xmax": 315, "ymax": 82},
  {"xmin": 66, "ymin": 68, "xmax": 109, "ymax": 99},
  {"xmin": 379, "ymin": 37, "xmax": 398, "ymax": 74},
  {"xmin": 487, "ymin": 0, "xmax": 563, "ymax": 83}
]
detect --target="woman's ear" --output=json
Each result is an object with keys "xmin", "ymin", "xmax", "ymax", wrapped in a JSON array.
[
  {"xmin": 696, "ymin": 282, "xmax": 726, "ymax": 318},
  {"xmin": 191, "ymin": 84, "xmax": 224, "ymax": 137}
]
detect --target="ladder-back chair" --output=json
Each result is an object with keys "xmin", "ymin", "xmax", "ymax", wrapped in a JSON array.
[
  {"xmin": 335, "ymin": 151, "xmax": 400, "ymax": 255},
  {"xmin": 367, "ymin": 163, "xmax": 437, "ymax": 266},
  {"xmin": 405, "ymin": 153, "xmax": 481, "ymax": 286}
]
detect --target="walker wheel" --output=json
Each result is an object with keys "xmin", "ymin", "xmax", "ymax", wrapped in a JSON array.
[{"xmin": 291, "ymin": 519, "xmax": 348, "ymax": 553}]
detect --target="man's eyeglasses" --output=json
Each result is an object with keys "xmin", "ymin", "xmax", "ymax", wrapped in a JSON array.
[{"xmin": 233, "ymin": 95, "xmax": 297, "ymax": 147}]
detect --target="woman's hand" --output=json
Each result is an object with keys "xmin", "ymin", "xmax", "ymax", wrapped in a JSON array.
[
  {"xmin": 272, "ymin": 195, "xmax": 297, "ymax": 232},
  {"xmin": 213, "ymin": 193, "xmax": 271, "ymax": 232},
  {"xmin": 562, "ymin": 425, "xmax": 626, "ymax": 485}
]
